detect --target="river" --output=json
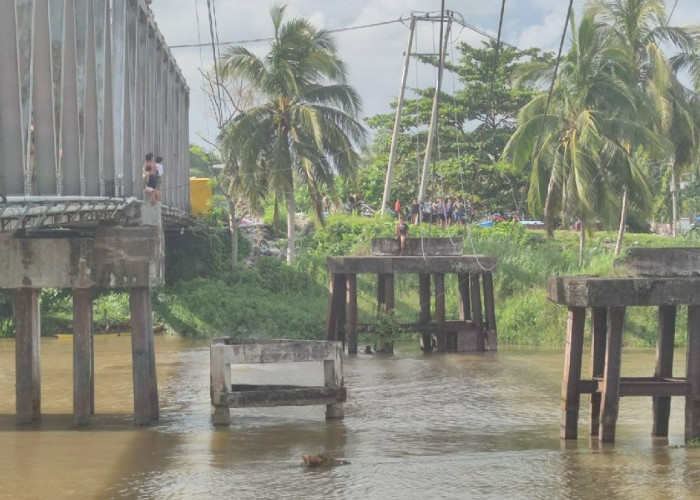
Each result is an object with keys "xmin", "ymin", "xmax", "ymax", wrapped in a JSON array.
[{"xmin": 0, "ymin": 335, "xmax": 699, "ymax": 499}]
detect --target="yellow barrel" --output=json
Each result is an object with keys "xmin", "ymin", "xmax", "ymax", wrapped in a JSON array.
[{"xmin": 189, "ymin": 177, "xmax": 212, "ymax": 216}]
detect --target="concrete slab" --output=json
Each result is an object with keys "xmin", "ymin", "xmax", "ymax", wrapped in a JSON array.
[
  {"xmin": 327, "ymin": 255, "xmax": 497, "ymax": 274},
  {"xmin": 371, "ymin": 237, "xmax": 463, "ymax": 256},
  {"xmin": 548, "ymin": 276, "xmax": 700, "ymax": 307},
  {"xmin": 616, "ymin": 247, "xmax": 700, "ymax": 277},
  {"xmin": 0, "ymin": 226, "xmax": 163, "ymax": 288}
]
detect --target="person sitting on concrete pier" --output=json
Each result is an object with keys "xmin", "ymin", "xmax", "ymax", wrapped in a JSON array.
[{"xmin": 395, "ymin": 214, "xmax": 408, "ymax": 256}]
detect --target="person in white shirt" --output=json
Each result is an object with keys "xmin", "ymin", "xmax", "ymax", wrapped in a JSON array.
[{"xmin": 155, "ymin": 156, "xmax": 164, "ymax": 189}]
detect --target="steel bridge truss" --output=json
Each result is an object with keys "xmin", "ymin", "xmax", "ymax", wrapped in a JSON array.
[{"xmin": 0, "ymin": 0, "xmax": 190, "ymax": 218}]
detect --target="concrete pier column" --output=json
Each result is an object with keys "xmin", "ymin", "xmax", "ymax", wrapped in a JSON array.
[
  {"xmin": 599, "ymin": 307, "xmax": 625, "ymax": 442},
  {"xmin": 561, "ymin": 307, "xmax": 585, "ymax": 439},
  {"xmin": 458, "ymin": 273, "xmax": 470, "ymax": 320},
  {"xmin": 434, "ymin": 273, "xmax": 446, "ymax": 352},
  {"xmin": 324, "ymin": 348, "xmax": 344, "ymax": 419},
  {"xmin": 589, "ymin": 307, "xmax": 607, "ymax": 435},
  {"xmin": 73, "ymin": 289, "xmax": 94, "ymax": 426},
  {"xmin": 129, "ymin": 287, "xmax": 155, "ymax": 425},
  {"xmin": 419, "ymin": 273, "xmax": 432, "ymax": 352},
  {"xmin": 346, "ymin": 274, "xmax": 358, "ymax": 355},
  {"xmin": 15, "ymin": 289, "xmax": 42, "ymax": 424},
  {"xmin": 325, "ymin": 273, "xmax": 346, "ymax": 343},
  {"xmin": 470, "ymin": 273, "xmax": 483, "ymax": 328},
  {"xmin": 383, "ymin": 273, "xmax": 395, "ymax": 313},
  {"xmin": 686, "ymin": 305, "xmax": 700, "ymax": 441},
  {"xmin": 653, "ymin": 305, "xmax": 676, "ymax": 437},
  {"xmin": 376, "ymin": 274, "xmax": 386, "ymax": 314},
  {"xmin": 483, "ymin": 272, "xmax": 497, "ymax": 350}
]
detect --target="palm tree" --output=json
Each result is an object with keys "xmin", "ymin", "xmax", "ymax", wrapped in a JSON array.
[
  {"xmin": 217, "ymin": 5, "xmax": 366, "ymax": 263},
  {"xmin": 587, "ymin": 0, "xmax": 700, "ymax": 246},
  {"xmin": 506, "ymin": 10, "xmax": 663, "ymax": 263}
]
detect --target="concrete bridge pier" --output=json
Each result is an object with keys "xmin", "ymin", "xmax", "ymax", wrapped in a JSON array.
[
  {"xmin": 15, "ymin": 289, "xmax": 41, "ymax": 424},
  {"xmin": 2, "ymin": 203, "xmax": 163, "ymax": 427},
  {"xmin": 73, "ymin": 289, "xmax": 94, "ymax": 426}
]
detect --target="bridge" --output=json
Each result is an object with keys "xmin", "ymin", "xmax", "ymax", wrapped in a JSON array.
[{"xmin": 0, "ymin": 1, "xmax": 190, "ymax": 427}]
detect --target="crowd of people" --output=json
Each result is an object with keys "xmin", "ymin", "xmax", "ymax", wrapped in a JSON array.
[{"xmin": 398, "ymin": 197, "xmax": 471, "ymax": 227}]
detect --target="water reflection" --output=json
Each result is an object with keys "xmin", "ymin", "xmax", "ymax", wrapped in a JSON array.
[{"xmin": 1, "ymin": 338, "xmax": 700, "ymax": 498}]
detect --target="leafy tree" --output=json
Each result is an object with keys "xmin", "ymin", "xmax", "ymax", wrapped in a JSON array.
[
  {"xmin": 217, "ymin": 4, "xmax": 366, "ymax": 262},
  {"xmin": 506, "ymin": 10, "xmax": 664, "ymax": 263},
  {"xmin": 361, "ymin": 40, "xmax": 550, "ymax": 217},
  {"xmin": 189, "ymin": 144, "xmax": 220, "ymax": 178},
  {"xmin": 588, "ymin": 0, "xmax": 700, "ymax": 244}
]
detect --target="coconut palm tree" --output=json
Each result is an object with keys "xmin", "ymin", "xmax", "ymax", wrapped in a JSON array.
[
  {"xmin": 506, "ymin": 10, "xmax": 664, "ymax": 262},
  {"xmin": 217, "ymin": 5, "xmax": 366, "ymax": 263},
  {"xmin": 587, "ymin": 0, "xmax": 700, "ymax": 246}
]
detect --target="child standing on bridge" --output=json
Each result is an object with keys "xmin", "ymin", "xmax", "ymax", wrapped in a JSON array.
[{"xmin": 143, "ymin": 153, "xmax": 160, "ymax": 203}]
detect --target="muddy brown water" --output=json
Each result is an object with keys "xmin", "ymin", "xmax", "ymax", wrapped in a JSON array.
[{"xmin": 1, "ymin": 335, "xmax": 700, "ymax": 499}]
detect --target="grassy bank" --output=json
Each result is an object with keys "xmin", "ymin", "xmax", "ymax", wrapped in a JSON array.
[{"xmin": 1, "ymin": 215, "xmax": 697, "ymax": 346}]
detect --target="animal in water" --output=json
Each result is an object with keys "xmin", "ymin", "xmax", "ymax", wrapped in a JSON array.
[{"xmin": 300, "ymin": 452, "xmax": 349, "ymax": 468}]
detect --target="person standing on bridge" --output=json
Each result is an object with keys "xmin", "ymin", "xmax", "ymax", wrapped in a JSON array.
[
  {"xmin": 155, "ymin": 156, "xmax": 164, "ymax": 190},
  {"xmin": 143, "ymin": 153, "xmax": 160, "ymax": 203}
]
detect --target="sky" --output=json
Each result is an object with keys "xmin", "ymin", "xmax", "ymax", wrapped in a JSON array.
[{"xmin": 150, "ymin": 0, "xmax": 700, "ymax": 147}]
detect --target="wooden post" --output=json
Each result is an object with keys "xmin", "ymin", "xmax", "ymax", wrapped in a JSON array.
[
  {"xmin": 458, "ymin": 273, "xmax": 471, "ymax": 320},
  {"xmin": 73, "ymin": 289, "xmax": 94, "ymax": 426},
  {"xmin": 146, "ymin": 292, "xmax": 159, "ymax": 421},
  {"xmin": 325, "ymin": 344, "xmax": 344, "ymax": 419},
  {"xmin": 653, "ymin": 305, "xmax": 676, "ymax": 437},
  {"xmin": 210, "ymin": 344, "xmax": 232, "ymax": 426},
  {"xmin": 589, "ymin": 307, "xmax": 607, "ymax": 435},
  {"xmin": 15, "ymin": 289, "xmax": 41, "ymax": 424},
  {"xmin": 376, "ymin": 274, "xmax": 386, "ymax": 314},
  {"xmin": 419, "ymin": 273, "xmax": 432, "ymax": 352},
  {"xmin": 561, "ymin": 307, "xmax": 585, "ymax": 439},
  {"xmin": 599, "ymin": 307, "xmax": 625, "ymax": 442},
  {"xmin": 470, "ymin": 273, "xmax": 483, "ymax": 328},
  {"xmin": 686, "ymin": 305, "xmax": 700, "ymax": 441},
  {"xmin": 325, "ymin": 273, "xmax": 346, "ymax": 341},
  {"xmin": 482, "ymin": 271, "xmax": 497, "ymax": 350},
  {"xmin": 346, "ymin": 274, "xmax": 358, "ymax": 354},
  {"xmin": 434, "ymin": 273, "xmax": 446, "ymax": 352},
  {"xmin": 130, "ymin": 287, "xmax": 154, "ymax": 426},
  {"xmin": 384, "ymin": 273, "xmax": 395, "ymax": 313}
]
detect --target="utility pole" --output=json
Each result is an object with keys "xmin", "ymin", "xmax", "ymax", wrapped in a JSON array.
[
  {"xmin": 380, "ymin": 16, "xmax": 417, "ymax": 216},
  {"xmin": 418, "ymin": 7, "xmax": 451, "ymax": 209}
]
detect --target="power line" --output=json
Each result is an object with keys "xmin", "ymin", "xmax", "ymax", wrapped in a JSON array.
[
  {"xmin": 487, "ymin": 0, "xmax": 507, "ymax": 127},
  {"xmin": 667, "ymin": 0, "xmax": 680, "ymax": 24},
  {"xmin": 170, "ymin": 17, "xmax": 410, "ymax": 49},
  {"xmin": 528, "ymin": 0, "xmax": 574, "ymax": 227},
  {"xmin": 205, "ymin": 0, "xmax": 224, "ymax": 124},
  {"xmin": 170, "ymin": 14, "xmax": 519, "ymax": 51}
]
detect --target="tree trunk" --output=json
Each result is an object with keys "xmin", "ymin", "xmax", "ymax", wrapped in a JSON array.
[
  {"xmin": 285, "ymin": 189, "xmax": 295, "ymax": 264},
  {"xmin": 614, "ymin": 188, "xmax": 628, "ymax": 256},
  {"xmin": 579, "ymin": 220, "xmax": 586, "ymax": 268},
  {"xmin": 273, "ymin": 197, "xmax": 280, "ymax": 234},
  {"xmin": 543, "ymin": 173, "xmax": 557, "ymax": 239},
  {"xmin": 228, "ymin": 198, "xmax": 238, "ymax": 270},
  {"xmin": 671, "ymin": 164, "xmax": 677, "ymax": 237}
]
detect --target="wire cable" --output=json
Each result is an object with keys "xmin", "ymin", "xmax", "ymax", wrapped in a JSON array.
[
  {"xmin": 205, "ymin": 0, "xmax": 224, "ymax": 124},
  {"xmin": 528, "ymin": 0, "xmax": 574, "ymax": 224},
  {"xmin": 667, "ymin": 0, "xmax": 680, "ymax": 24}
]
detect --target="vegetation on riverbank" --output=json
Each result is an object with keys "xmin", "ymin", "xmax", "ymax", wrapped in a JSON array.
[{"xmin": 0, "ymin": 215, "xmax": 697, "ymax": 346}]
